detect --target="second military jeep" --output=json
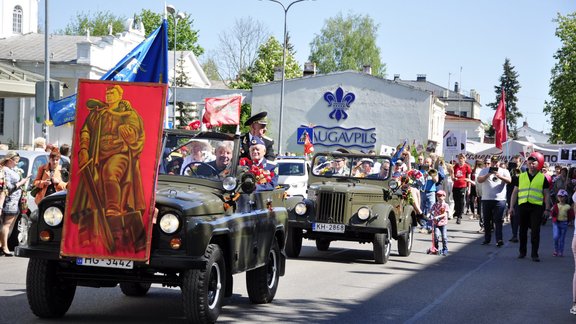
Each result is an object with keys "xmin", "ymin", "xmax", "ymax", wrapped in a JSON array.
[{"xmin": 286, "ymin": 151, "xmax": 415, "ymax": 264}]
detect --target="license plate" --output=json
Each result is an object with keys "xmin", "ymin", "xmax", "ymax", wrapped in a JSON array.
[
  {"xmin": 312, "ymin": 223, "xmax": 345, "ymax": 233},
  {"xmin": 76, "ymin": 258, "xmax": 134, "ymax": 269}
]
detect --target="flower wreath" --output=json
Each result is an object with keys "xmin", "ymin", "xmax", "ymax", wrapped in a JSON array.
[{"xmin": 239, "ymin": 157, "xmax": 275, "ymax": 184}]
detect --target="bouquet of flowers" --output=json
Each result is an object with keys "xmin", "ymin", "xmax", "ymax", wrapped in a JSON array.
[{"xmin": 239, "ymin": 158, "xmax": 275, "ymax": 184}]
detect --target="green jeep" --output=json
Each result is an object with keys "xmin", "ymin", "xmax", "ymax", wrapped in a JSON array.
[
  {"xmin": 16, "ymin": 130, "xmax": 290, "ymax": 323},
  {"xmin": 286, "ymin": 151, "xmax": 415, "ymax": 264}
]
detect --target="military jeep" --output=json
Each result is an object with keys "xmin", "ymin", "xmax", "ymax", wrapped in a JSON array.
[
  {"xmin": 286, "ymin": 151, "xmax": 415, "ymax": 264},
  {"xmin": 16, "ymin": 130, "xmax": 289, "ymax": 323}
]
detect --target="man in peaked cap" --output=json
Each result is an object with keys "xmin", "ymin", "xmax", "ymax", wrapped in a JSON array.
[{"xmin": 240, "ymin": 111, "xmax": 275, "ymax": 160}]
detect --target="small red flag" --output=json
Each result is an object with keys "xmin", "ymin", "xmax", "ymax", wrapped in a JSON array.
[
  {"xmin": 304, "ymin": 132, "xmax": 314, "ymax": 154},
  {"xmin": 492, "ymin": 89, "xmax": 507, "ymax": 150},
  {"xmin": 203, "ymin": 96, "xmax": 242, "ymax": 127}
]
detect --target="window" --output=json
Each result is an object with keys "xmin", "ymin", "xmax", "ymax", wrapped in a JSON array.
[
  {"xmin": 0, "ymin": 99, "xmax": 4, "ymax": 135},
  {"xmin": 13, "ymin": 5, "xmax": 23, "ymax": 34},
  {"xmin": 459, "ymin": 111, "xmax": 467, "ymax": 117}
]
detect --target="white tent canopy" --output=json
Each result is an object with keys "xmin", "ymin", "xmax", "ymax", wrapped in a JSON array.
[{"xmin": 466, "ymin": 140, "xmax": 563, "ymax": 165}]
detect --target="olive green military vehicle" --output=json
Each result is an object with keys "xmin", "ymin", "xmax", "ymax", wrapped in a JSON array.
[
  {"xmin": 16, "ymin": 130, "xmax": 290, "ymax": 323},
  {"xmin": 286, "ymin": 151, "xmax": 415, "ymax": 264}
]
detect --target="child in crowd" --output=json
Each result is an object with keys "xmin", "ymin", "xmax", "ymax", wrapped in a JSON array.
[
  {"xmin": 551, "ymin": 189, "xmax": 574, "ymax": 257},
  {"xmin": 430, "ymin": 190, "xmax": 450, "ymax": 255}
]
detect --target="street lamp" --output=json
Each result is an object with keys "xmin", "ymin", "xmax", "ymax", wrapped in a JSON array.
[
  {"xmin": 166, "ymin": 4, "xmax": 186, "ymax": 129},
  {"xmin": 262, "ymin": 0, "xmax": 310, "ymax": 155}
]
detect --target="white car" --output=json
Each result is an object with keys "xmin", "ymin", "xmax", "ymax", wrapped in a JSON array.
[{"xmin": 275, "ymin": 157, "xmax": 309, "ymax": 198}]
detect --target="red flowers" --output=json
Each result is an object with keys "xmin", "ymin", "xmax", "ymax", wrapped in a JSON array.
[{"xmin": 239, "ymin": 158, "xmax": 275, "ymax": 184}]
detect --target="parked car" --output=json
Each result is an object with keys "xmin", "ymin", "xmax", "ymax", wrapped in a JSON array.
[
  {"xmin": 286, "ymin": 151, "xmax": 415, "ymax": 264},
  {"xmin": 275, "ymin": 156, "xmax": 309, "ymax": 198},
  {"xmin": 16, "ymin": 130, "xmax": 295, "ymax": 323},
  {"xmin": 0, "ymin": 150, "xmax": 70, "ymax": 249}
]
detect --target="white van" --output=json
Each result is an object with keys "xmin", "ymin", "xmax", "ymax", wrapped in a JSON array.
[{"xmin": 275, "ymin": 157, "xmax": 309, "ymax": 198}]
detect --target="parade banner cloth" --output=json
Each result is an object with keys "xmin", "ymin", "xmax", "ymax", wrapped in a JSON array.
[
  {"xmin": 49, "ymin": 20, "xmax": 168, "ymax": 126},
  {"xmin": 61, "ymin": 80, "xmax": 167, "ymax": 261},
  {"xmin": 202, "ymin": 95, "xmax": 242, "ymax": 127}
]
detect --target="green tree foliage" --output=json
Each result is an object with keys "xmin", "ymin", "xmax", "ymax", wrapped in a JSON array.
[
  {"xmin": 139, "ymin": 9, "xmax": 203, "ymax": 56},
  {"xmin": 174, "ymin": 52, "xmax": 195, "ymax": 128},
  {"xmin": 60, "ymin": 11, "xmax": 125, "ymax": 35},
  {"xmin": 308, "ymin": 13, "xmax": 386, "ymax": 77},
  {"xmin": 230, "ymin": 36, "xmax": 301, "ymax": 89},
  {"xmin": 201, "ymin": 57, "xmax": 222, "ymax": 81},
  {"xmin": 544, "ymin": 13, "xmax": 576, "ymax": 143},
  {"xmin": 485, "ymin": 58, "xmax": 522, "ymax": 139}
]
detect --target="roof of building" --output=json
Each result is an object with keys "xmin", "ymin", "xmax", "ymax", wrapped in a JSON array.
[
  {"xmin": 395, "ymin": 76, "xmax": 476, "ymax": 102},
  {"xmin": 0, "ymin": 33, "xmax": 105, "ymax": 63},
  {"xmin": 517, "ymin": 121, "xmax": 550, "ymax": 143}
]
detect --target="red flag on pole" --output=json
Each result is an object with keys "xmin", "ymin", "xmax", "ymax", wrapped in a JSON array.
[
  {"xmin": 304, "ymin": 132, "xmax": 314, "ymax": 154},
  {"xmin": 492, "ymin": 89, "xmax": 507, "ymax": 150},
  {"xmin": 203, "ymin": 96, "xmax": 242, "ymax": 127}
]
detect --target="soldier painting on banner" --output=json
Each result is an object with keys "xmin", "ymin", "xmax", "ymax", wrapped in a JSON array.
[{"xmin": 61, "ymin": 80, "xmax": 167, "ymax": 261}]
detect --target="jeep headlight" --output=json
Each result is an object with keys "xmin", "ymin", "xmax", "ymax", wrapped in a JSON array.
[
  {"xmin": 43, "ymin": 206, "xmax": 63, "ymax": 227},
  {"xmin": 222, "ymin": 176, "xmax": 237, "ymax": 191},
  {"xmin": 357, "ymin": 207, "xmax": 371, "ymax": 221},
  {"xmin": 159, "ymin": 213, "xmax": 180, "ymax": 234},
  {"xmin": 294, "ymin": 202, "xmax": 307, "ymax": 216},
  {"xmin": 389, "ymin": 178, "xmax": 399, "ymax": 190}
]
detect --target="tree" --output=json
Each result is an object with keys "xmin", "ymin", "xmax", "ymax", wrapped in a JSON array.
[
  {"xmin": 60, "ymin": 11, "xmax": 126, "ymax": 35},
  {"xmin": 544, "ymin": 13, "xmax": 576, "ymax": 143},
  {"xmin": 230, "ymin": 36, "xmax": 302, "ymax": 89},
  {"xmin": 139, "ymin": 9, "xmax": 203, "ymax": 56},
  {"xmin": 201, "ymin": 56, "xmax": 222, "ymax": 81},
  {"xmin": 174, "ymin": 52, "xmax": 196, "ymax": 128},
  {"xmin": 485, "ymin": 58, "xmax": 522, "ymax": 139},
  {"xmin": 215, "ymin": 16, "xmax": 271, "ymax": 81},
  {"xmin": 309, "ymin": 13, "xmax": 386, "ymax": 77}
]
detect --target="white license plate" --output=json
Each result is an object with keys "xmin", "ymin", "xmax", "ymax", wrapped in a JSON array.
[
  {"xmin": 76, "ymin": 258, "xmax": 134, "ymax": 269},
  {"xmin": 313, "ymin": 223, "xmax": 345, "ymax": 233}
]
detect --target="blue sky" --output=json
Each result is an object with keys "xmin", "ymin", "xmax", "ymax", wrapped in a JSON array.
[{"xmin": 40, "ymin": 0, "xmax": 575, "ymax": 133}]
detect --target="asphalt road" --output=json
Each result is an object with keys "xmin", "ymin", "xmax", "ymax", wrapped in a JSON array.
[{"xmin": 1, "ymin": 216, "xmax": 574, "ymax": 323}]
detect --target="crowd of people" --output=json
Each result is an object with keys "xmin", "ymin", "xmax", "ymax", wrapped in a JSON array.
[{"xmin": 0, "ymin": 137, "xmax": 71, "ymax": 256}]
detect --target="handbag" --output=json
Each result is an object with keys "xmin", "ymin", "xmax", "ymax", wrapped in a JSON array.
[{"xmin": 30, "ymin": 185, "xmax": 40, "ymax": 197}]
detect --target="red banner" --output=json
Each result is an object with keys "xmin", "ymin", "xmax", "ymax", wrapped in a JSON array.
[
  {"xmin": 304, "ymin": 132, "xmax": 314, "ymax": 154},
  {"xmin": 492, "ymin": 89, "xmax": 507, "ymax": 150},
  {"xmin": 203, "ymin": 96, "xmax": 241, "ymax": 127},
  {"xmin": 61, "ymin": 80, "xmax": 167, "ymax": 261}
]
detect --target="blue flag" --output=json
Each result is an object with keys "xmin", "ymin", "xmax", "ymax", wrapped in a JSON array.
[{"xmin": 49, "ymin": 20, "xmax": 169, "ymax": 126}]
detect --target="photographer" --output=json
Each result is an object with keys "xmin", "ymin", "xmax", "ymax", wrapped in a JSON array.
[
  {"xmin": 33, "ymin": 149, "xmax": 68, "ymax": 205},
  {"xmin": 477, "ymin": 155, "xmax": 511, "ymax": 247}
]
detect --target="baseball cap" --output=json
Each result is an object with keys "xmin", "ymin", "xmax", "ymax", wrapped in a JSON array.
[{"xmin": 557, "ymin": 189, "xmax": 568, "ymax": 197}]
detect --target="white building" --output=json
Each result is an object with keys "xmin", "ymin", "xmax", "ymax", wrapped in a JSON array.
[
  {"xmin": 251, "ymin": 70, "xmax": 447, "ymax": 155},
  {"xmin": 0, "ymin": 0, "xmax": 210, "ymax": 147}
]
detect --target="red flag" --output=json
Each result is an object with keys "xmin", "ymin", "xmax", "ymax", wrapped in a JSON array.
[
  {"xmin": 492, "ymin": 89, "xmax": 507, "ymax": 150},
  {"xmin": 304, "ymin": 132, "xmax": 314, "ymax": 154},
  {"xmin": 203, "ymin": 96, "xmax": 242, "ymax": 127}
]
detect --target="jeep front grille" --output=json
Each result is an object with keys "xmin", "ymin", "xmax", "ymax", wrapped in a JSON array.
[{"xmin": 317, "ymin": 192, "xmax": 346, "ymax": 223}]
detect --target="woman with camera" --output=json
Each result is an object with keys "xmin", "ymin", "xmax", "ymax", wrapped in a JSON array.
[{"xmin": 33, "ymin": 149, "xmax": 67, "ymax": 205}]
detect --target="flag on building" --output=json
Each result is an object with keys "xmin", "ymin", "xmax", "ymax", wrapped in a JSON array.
[
  {"xmin": 304, "ymin": 132, "xmax": 314, "ymax": 154},
  {"xmin": 492, "ymin": 89, "xmax": 507, "ymax": 150},
  {"xmin": 49, "ymin": 20, "xmax": 169, "ymax": 126},
  {"xmin": 202, "ymin": 95, "xmax": 242, "ymax": 127}
]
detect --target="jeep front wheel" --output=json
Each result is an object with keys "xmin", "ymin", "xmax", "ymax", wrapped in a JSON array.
[
  {"xmin": 246, "ymin": 239, "xmax": 280, "ymax": 304},
  {"xmin": 26, "ymin": 259, "xmax": 76, "ymax": 318},
  {"xmin": 120, "ymin": 282, "xmax": 152, "ymax": 297},
  {"xmin": 315, "ymin": 238, "xmax": 331, "ymax": 251},
  {"xmin": 397, "ymin": 226, "xmax": 414, "ymax": 257},
  {"xmin": 374, "ymin": 225, "xmax": 392, "ymax": 264},
  {"xmin": 285, "ymin": 227, "xmax": 303, "ymax": 258},
  {"xmin": 182, "ymin": 244, "xmax": 225, "ymax": 324}
]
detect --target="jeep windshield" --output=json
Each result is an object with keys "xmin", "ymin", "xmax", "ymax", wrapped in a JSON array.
[
  {"xmin": 311, "ymin": 152, "xmax": 392, "ymax": 180},
  {"xmin": 159, "ymin": 130, "xmax": 239, "ymax": 181}
]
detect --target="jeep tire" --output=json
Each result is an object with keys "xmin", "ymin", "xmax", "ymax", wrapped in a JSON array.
[
  {"xmin": 120, "ymin": 282, "xmax": 152, "ymax": 297},
  {"xmin": 285, "ymin": 227, "xmax": 302, "ymax": 258},
  {"xmin": 397, "ymin": 225, "xmax": 414, "ymax": 257},
  {"xmin": 373, "ymin": 224, "xmax": 392, "ymax": 264},
  {"xmin": 26, "ymin": 259, "xmax": 76, "ymax": 318},
  {"xmin": 182, "ymin": 244, "xmax": 225, "ymax": 324},
  {"xmin": 315, "ymin": 238, "xmax": 331, "ymax": 251},
  {"xmin": 246, "ymin": 239, "xmax": 280, "ymax": 304}
]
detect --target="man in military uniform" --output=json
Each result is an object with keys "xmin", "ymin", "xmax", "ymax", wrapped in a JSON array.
[
  {"xmin": 248, "ymin": 137, "xmax": 278, "ymax": 191},
  {"xmin": 240, "ymin": 111, "xmax": 275, "ymax": 160}
]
